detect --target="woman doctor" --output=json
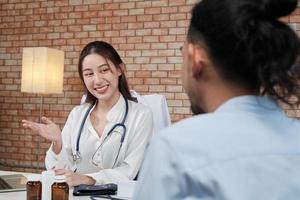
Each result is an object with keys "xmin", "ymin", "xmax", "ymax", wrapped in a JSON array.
[{"xmin": 22, "ymin": 41, "xmax": 153, "ymax": 186}]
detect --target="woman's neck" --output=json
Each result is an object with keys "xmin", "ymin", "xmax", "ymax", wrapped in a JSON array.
[{"xmin": 95, "ymin": 92, "xmax": 121, "ymax": 114}]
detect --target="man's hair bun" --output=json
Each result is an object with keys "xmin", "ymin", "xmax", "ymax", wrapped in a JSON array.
[{"xmin": 262, "ymin": 0, "xmax": 297, "ymax": 18}]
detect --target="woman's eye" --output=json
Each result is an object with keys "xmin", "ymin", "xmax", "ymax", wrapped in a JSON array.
[
  {"xmin": 84, "ymin": 73, "xmax": 93, "ymax": 77},
  {"xmin": 100, "ymin": 68, "xmax": 109, "ymax": 74}
]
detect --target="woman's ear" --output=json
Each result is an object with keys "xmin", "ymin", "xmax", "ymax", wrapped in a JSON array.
[{"xmin": 118, "ymin": 63, "xmax": 125, "ymax": 76}]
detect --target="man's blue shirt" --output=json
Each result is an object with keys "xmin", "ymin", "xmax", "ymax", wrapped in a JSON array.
[{"xmin": 134, "ymin": 95, "xmax": 300, "ymax": 200}]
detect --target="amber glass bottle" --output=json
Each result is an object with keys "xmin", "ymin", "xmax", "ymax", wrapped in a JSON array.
[
  {"xmin": 51, "ymin": 175, "xmax": 69, "ymax": 200},
  {"xmin": 26, "ymin": 174, "xmax": 42, "ymax": 200}
]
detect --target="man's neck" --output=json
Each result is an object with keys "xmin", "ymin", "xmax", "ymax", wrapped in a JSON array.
[{"xmin": 200, "ymin": 83, "xmax": 254, "ymax": 113}]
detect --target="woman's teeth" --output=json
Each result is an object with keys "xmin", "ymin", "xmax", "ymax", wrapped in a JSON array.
[{"xmin": 95, "ymin": 85, "xmax": 108, "ymax": 93}]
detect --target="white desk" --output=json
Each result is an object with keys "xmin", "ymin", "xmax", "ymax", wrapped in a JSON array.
[{"xmin": 0, "ymin": 171, "xmax": 135, "ymax": 200}]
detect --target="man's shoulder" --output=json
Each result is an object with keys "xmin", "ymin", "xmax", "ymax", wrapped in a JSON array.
[{"xmin": 160, "ymin": 113, "xmax": 220, "ymax": 137}]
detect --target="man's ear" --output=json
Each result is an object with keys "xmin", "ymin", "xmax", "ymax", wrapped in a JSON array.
[{"xmin": 188, "ymin": 44, "xmax": 207, "ymax": 79}]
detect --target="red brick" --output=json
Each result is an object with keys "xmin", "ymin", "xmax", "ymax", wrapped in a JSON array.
[
  {"xmin": 120, "ymin": 2, "xmax": 135, "ymax": 9},
  {"xmin": 170, "ymin": 13, "xmax": 186, "ymax": 20},
  {"xmin": 54, "ymin": 13, "xmax": 68, "ymax": 19},
  {"xmin": 141, "ymin": 64, "xmax": 158, "ymax": 70},
  {"xmin": 137, "ymin": 15, "xmax": 152, "ymax": 22},
  {"xmin": 144, "ymin": 78, "xmax": 160, "ymax": 85},
  {"xmin": 83, "ymin": 11, "xmax": 98, "ymax": 18},
  {"xmin": 160, "ymin": 20, "xmax": 177, "ymax": 28},
  {"xmin": 128, "ymin": 78, "xmax": 143, "ymax": 85},
  {"xmin": 126, "ymin": 50, "xmax": 141, "ymax": 57},
  {"xmin": 159, "ymin": 64, "xmax": 175, "ymax": 71},
  {"xmin": 151, "ymin": 43, "xmax": 167, "ymax": 49},
  {"xmin": 136, "ymin": 71, "xmax": 151, "ymax": 78},
  {"xmin": 153, "ymin": 14, "xmax": 169, "ymax": 21},
  {"xmin": 145, "ymin": 7, "xmax": 161, "ymax": 15},
  {"xmin": 54, "ymin": 26, "xmax": 67, "ymax": 33},
  {"xmin": 158, "ymin": 49, "xmax": 175, "ymax": 56},
  {"xmin": 161, "ymin": 78, "xmax": 177, "ymax": 85},
  {"xmin": 68, "ymin": 25, "xmax": 82, "ymax": 32},
  {"xmin": 129, "ymin": 8, "xmax": 144, "ymax": 15},
  {"xmin": 98, "ymin": 10, "xmax": 112, "ymax": 17},
  {"xmin": 28, "ymin": 2, "xmax": 40, "ymax": 9},
  {"xmin": 162, "ymin": 7, "xmax": 178, "ymax": 14},
  {"xmin": 144, "ymin": 22, "xmax": 159, "ymax": 28},
  {"xmin": 170, "ymin": 27, "xmax": 186, "ymax": 35},
  {"xmin": 152, "ymin": 1, "xmax": 168, "ymax": 7},
  {"xmin": 120, "ymin": 30, "xmax": 135, "ymax": 37},
  {"xmin": 126, "ymin": 64, "xmax": 141, "ymax": 71},
  {"xmin": 113, "ymin": 10, "xmax": 128, "ymax": 16},
  {"xmin": 75, "ymin": 5, "xmax": 88, "ymax": 12},
  {"xmin": 89, "ymin": 4, "xmax": 103, "ymax": 11},
  {"xmin": 179, "ymin": 5, "xmax": 192, "ymax": 13},
  {"xmin": 91, "ymin": 17, "xmax": 106, "ymax": 24},
  {"xmin": 142, "ymin": 50, "xmax": 158, "ymax": 57},
  {"xmin": 128, "ymin": 22, "xmax": 143, "ymax": 29},
  {"xmin": 133, "ymin": 85, "xmax": 149, "ymax": 92},
  {"xmin": 169, "ymin": 0, "xmax": 186, "ymax": 6},
  {"xmin": 136, "ymin": 29, "xmax": 151, "ymax": 36},
  {"xmin": 121, "ymin": 16, "xmax": 136, "ymax": 23},
  {"xmin": 47, "ymin": 20, "xmax": 60, "ymax": 26},
  {"xmin": 104, "ymin": 3, "xmax": 119, "ymax": 10},
  {"xmin": 149, "ymin": 85, "xmax": 166, "ymax": 92},
  {"xmin": 76, "ymin": 19, "xmax": 90, "ymax": 25},
  {"xmin": 135, "ymin": 43, "xmax": 150, "ymax": 50},
  {"xmin": 143, "ymin": 36, "xmax": 159, "ymax": 43},
  {"xmin": 153, "ymin": 70, "xmax": 168, "ymax": 78}
]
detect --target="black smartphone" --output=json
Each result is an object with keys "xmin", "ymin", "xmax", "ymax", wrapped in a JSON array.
[{"xmin": 73, "ymin": 183, "xmax": 117, "ymax": 196}]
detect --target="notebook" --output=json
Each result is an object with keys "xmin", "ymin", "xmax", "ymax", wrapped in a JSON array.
[{"xmin": 0, "ymin": 174, "xmax": 27, "ymax": 193}]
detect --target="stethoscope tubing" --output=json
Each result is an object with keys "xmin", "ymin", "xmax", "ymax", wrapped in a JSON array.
[{"xmin": 73, "ymin": 97, "xmax": 129, "ymax": 167}]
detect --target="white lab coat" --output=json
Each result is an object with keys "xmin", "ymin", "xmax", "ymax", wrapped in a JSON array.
[{"xmin": 45, "ymin": 95, "xmax": 153, "ymax": 184}]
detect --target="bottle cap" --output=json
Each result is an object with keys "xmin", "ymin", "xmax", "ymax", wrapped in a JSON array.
[
  {"xmin": 54, "ymin": 175, "xmax": 66, "ymax": 183},
  {"xmin": 27, "ymin": 174, "xmax": 41, "ymax": 182}
]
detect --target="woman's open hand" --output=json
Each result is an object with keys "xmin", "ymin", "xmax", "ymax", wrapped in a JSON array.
[{"xmin": 22, "ymin": 117, "xmax": 62, "ymax": 143}]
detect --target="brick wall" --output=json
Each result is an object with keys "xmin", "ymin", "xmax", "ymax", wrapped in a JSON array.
[{"xmin": 0, "ymin": 0, "xmax": 299, "ymax": 172}]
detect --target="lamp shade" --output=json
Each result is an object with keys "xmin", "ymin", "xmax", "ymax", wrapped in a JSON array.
[{"xmin": 21, "ymin": 47, "xmax": 64, "ymax": 94}]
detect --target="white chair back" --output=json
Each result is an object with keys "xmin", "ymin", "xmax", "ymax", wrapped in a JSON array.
[{"xmin": 130, "ymin": 90, "xmax": 171, "ymax": 133}]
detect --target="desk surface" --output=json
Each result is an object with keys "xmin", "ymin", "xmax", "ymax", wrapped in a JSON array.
[{"xmin": 0, "ymin": 170, "xmax": 134, "ymax": 200}]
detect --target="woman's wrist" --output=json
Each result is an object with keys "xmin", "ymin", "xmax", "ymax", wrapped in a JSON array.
[{"xmin": 52, "ymin": 140, "xmax": 62, "ymax": 154}]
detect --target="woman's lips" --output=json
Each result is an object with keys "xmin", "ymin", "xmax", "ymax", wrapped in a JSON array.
[{"xmin": 95, "ymin": 85, "xmax": 109, "ymax": 94}]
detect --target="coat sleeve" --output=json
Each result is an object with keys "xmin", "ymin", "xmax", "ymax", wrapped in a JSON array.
[
  {"xmin": 45, "ymin": 108, "xmax": 76, "ymax": 170},
  {"xmin": 86, "ymin": 108, "xmax": 154, "ymax": 184}
]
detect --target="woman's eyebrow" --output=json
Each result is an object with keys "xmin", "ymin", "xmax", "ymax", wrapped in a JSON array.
[
  {"xmin": 98, "ymin": 64, "xmax": 108, "ymax": 68},
  {"xmin": 83, "ymin": 64, "xmax": 108, "ymax": 72},
  {"xmin": 82, "ymin": 68, "xmax": 92, "ymax": 72}
]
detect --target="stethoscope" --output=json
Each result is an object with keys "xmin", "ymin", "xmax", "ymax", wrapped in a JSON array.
[{"xmin": 72, "ymin": 97, "xmax": 129, "ymax": 169}]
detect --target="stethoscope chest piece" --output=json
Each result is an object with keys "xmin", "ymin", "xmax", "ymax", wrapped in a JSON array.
[{"xmin": 73, "ymin": 151, "xmax": 82, "ymax": 163}]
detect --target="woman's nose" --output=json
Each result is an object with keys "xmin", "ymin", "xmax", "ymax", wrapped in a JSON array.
[{"xmin": 93, "ymin": 72, "xmax": 104, "ymax": 83}]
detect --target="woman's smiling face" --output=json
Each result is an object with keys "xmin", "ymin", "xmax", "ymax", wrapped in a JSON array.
[{"xmin": 82, "ymin": 53, "xmax": 121, "ymax": 103}]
